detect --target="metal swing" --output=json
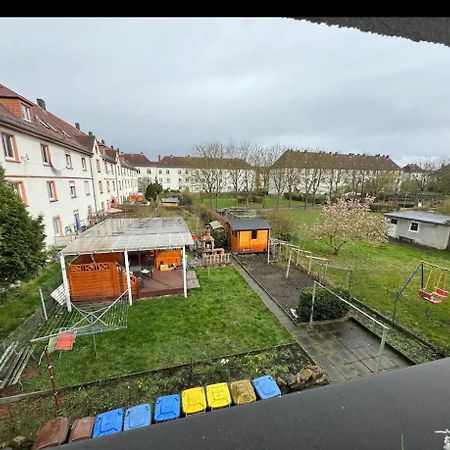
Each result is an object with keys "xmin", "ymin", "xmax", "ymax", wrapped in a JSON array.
[{"xmin": 418, "ymin": 265, "xmax": 448, "ymax": 304}]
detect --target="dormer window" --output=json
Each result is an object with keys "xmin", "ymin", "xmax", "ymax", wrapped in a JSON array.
[{"xmin": 21, "ymin": 104, "xmax": 31, "ymax": 122}]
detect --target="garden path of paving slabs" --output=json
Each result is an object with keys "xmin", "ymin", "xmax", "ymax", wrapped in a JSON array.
[
  {"xmin": 234, "ymin": 261, "xmax": 412, "ymax": 383},
  {"xmin": 293, "ymin": 320, "xmax": 411, "ymax": 382}
]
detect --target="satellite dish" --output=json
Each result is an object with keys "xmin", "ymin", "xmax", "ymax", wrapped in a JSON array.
[{"xmin": 51, "ymin": 152, "xmax": 66, "ymax": 172}]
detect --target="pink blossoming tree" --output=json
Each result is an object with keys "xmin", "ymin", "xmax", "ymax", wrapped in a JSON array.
[{"xmin": 310, "ymin": 196, "xmax": 389, "ymax": 255}]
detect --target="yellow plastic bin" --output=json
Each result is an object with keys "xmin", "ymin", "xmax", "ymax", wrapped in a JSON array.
[
  {"xmin": 230, "ymin": 380, "xmax": 257, "ymax": 405},
  {"xmin": 182, "ymin": 387, "xmax": 207, "ymax": 416},
  {"xmin": 206, "ymin": 383, "xmax": 231, "ymax": 410}
]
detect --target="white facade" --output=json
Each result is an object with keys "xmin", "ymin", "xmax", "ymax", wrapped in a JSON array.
[{"xmin": 1, "ymin": 126, "xmax": 138, "ymax": 246}]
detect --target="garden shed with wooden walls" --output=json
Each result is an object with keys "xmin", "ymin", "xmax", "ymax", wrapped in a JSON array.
[
  {"xmin": 227, "ymin": 218, "xmax": 271, "ymax": 254},
  {"xmin": 58, "ymin": 217, "xmax": 195, "ymax": 310}
]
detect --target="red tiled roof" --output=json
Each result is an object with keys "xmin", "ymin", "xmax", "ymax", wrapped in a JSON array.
[
  {"xmin": 121, "ymin": 153, "xmax": 157, "ymax": 167},
  {"xmin": 0, "ymin": 83, "xmax": 93, "ymax": 154},
  {"xmin": 272, "ymin": 150, "xmax": 401, "ymax": 171},
  {"xmin": 0, "ymin": 84, "xmax": 34, "ymax": 106},
  {"xmin": 157, "ymin": 155, "xmax": 253, "ymax": 170}
]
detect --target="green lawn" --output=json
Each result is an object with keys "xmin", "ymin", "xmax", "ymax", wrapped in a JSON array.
[
  {"xmin": 200, "ymin": 195, "xmax": 306, "ymax": 209},
  {"xmin": 0, "ymin": 262, "xmax": 62, "ymax": 340},
  {"xmin": 288, "ymin": 209, "xmax": 450, "ymax": 351},
  {"xmin": 22, "ymin": 266, "xmax": 293, "ymax": 391}
]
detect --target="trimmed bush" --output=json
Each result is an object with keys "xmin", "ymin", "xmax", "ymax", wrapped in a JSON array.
[{"xmin": 297, "ymin": 286, "xmax": 351, "ymax": 322}]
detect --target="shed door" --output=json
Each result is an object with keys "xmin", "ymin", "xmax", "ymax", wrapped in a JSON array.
[{"xmin": 240, "ymin": 230, "xmax": 251, "ymax": 249}]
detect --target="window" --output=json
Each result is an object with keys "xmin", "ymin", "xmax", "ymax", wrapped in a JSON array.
[
  {"xmin": 9, "ymin": 180, "xmax": 27, "ymax": 205},
  {"xmin": 178, "ymin": 170, "xmax": 182, "ymax": 174},
  {"xmin": 185, "ymin": 178, "xmax": 190, "ymax": 183},
  {"xmin": 147, "ymin": 169, "xmax": 152, "ymax": 174},
  {"xmin": 2, "ymin": 133, "xmax": 17, "ymax": 160},
  {"xmin": 390, "ymin": 218, "xmax": 398, "ymax": 225},
  {"xmin": 21, "ymin": 103, "xmax": 31, "ymax": 122},
  {"xmin": 96, "ymin": 159, "xmax": 101, "ymax": 173},
  {"xmin": 111, "ymin": 164, "xmax": 114, "ymax": 175},
  {"xmin": 52, "ymin": 216, "xmax": 62, "ymax": 236},
  {"xmin": 179, "ymin": 178, "xmax": 183, "ymax": 182},
  {"xmin": 112, "ymin": 180, "xmax": 116, "ymax": 190},
  {"xmin": 234, "ymin": 231, "xmax": 238, "ymax": 238},
  {"xmin": 47, "ymin": 181, "xmax": 57, "ymax": 201},
  {"xmin": 81, "ymin": 157, "xmax": 87, "ymax": 171},
  {"xmin": 166, "ymin": 178, "xmax": 170, "ymax": 183},
  {"xmin": 159, "ymin": 177, "xmax": 163, "ymax": 182},
  {"xmin": 65, "ymin": 154, "xmax": 72, "ymax": 169},
  {"xmin": 410, "ymin": 222, "xmax": 419, "ymax": 232},
  {"xmin": 98, "ymin": 180, "xmax": 103, "ymax": 193},
  {"xmin": 69, "ymin": 180, "xmax": 77, "ymax": 197},
  {"xmin": 251, "ymin": 229, "xmax": 258, "ymax": 240},
  {"xmin": 84, "ymin": 180, "xmax": 90, "ymax": 195},
  {"xmin": 87, "ymin": 205, "xmax": 93, "ymax": 217},
  {"xmin": 101, "ymin": 201, "xmax": 105, "ymax": 210},
  {"xmin": 158, "ymin": 169, "xmax": 162, "ymax": 174},
  {"xmin": 41, "ymin": 144, "xmax": 50, "ymax": 165},
  {"xmin": 107, "ymin": 181, "xmax": 110, "ymax": 192},
  {"xmin": 104, "ymin": 161, "xmax": 109, "ymax": 173},
  {"xmin": 166, "ymin": 169, "xmax": 170, "ymax": 174},
  {"xmin": 185, "ymin": 170, "xmax": 189, "ymax": 174}
]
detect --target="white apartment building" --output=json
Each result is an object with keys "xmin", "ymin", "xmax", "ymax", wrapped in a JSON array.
[
  {"xmin": 268, "ymin": 150, "xmax": 403, "ymax": 196},
  {"xmin": 122, "ymin": 154, "xmax": 254, "ymax": 194},
  {"xmin": 0, "ymin": 83, "xmax": 138, "ymax": 246}
]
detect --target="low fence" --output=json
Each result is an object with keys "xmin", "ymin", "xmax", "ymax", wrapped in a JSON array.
[{"xmin": 268, "ymin": 238, "xmax": 352, "ymax": 289}]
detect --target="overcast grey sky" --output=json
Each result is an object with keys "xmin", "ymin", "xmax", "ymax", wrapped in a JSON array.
[{"xmin": 1, "ymin": 17, "xmax": 449, "ymax": 166}]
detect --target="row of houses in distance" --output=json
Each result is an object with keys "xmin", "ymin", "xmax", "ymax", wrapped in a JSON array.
[
  {"xmin": 123, "ymin": 150, "xmax": 427, "ymax": 196},
  {"xmin": 0, "ymin": 83, "xmax": 139, "ymax": 246},
  {"xmin": 122, "ymin": 153, "xmax": 255, "ymax": 194}
]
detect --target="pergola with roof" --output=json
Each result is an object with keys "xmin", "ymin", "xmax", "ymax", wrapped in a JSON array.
[{"xmin": 59, "ymin": 217, "xmax": 194, "ymax": 311}]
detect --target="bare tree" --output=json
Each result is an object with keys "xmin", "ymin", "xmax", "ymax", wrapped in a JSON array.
[
  {"xmin": 285, "ymin": 167, "xmax": 301, "ymax": 207},
  {"xmin": 192, "ymin": 141, "xmax": 228, "ymax": 207},
  {"xmin": 226, "ymin": 140, "xmax": 252, "ymax": 204},
  {"xmin": 252, "ymin": 144, "xmax": 281, "ymax": 207}
]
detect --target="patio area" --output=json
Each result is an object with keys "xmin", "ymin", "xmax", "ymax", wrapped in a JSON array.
[{"xmin": 138, "ymin": 270, "xmax": 200, "ymax": 298}]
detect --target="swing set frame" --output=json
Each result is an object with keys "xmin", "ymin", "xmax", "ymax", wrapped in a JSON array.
[{"xmin": 392, "ymin": 261, "xmax": 449, "ymax": 325}]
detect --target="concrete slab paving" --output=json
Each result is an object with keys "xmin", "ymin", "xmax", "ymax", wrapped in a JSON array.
[{"xmin": 234, "ymin": 262, "xmax": 411, "ymax": 384}]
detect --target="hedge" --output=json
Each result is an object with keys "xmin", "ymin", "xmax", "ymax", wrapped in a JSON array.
[{"xmin": 297, "ymin": 286, "xmax": 351, "ymax": 322}]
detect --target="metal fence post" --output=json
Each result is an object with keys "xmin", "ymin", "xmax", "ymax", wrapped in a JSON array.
[
  {"xmin": 309, "ymin": 281, "xmax": 317, "ymax": 328},
  {"xmin": 375, "ymin": 327, "xmax": 388, "ymax": 373}
]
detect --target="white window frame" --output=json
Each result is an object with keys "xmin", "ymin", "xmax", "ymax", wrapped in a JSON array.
[{"xmin": 21, "ymin": 103, "xmax": 31, "ymax": 122}]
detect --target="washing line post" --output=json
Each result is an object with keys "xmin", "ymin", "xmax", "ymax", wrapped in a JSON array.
[
  {"xmin": 59, "ymin": 253, "xmax": 71, "ymax": 312},
  {"xmin": 286, "ymin": 249, "xmax": 292, "ymax": 279},
  {"xmin": 39, "ymin": 288, "xmax": 48, "ymax": 321},
  {"xmin": 375, "ymin": 327, "xmax": 388, "ymax": 373},
  {"xmin": 309, "ymin": 281, "xmax": 317, "ymax": 328},
  {"xmin": 421, "ymin": 261, "xmax": 424, "ymax": 289},
  {"xmin": 124, "ymin": 249, "xmax": 132, "ymax": 305}
]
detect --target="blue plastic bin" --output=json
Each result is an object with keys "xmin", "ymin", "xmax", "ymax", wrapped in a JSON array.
[
  {"xmin": 154, "ymin": 394, "xmax": 181, "ymax": 422},
  {"xmin": 124, "ymin": 404, "xmax": 151, "ymax": 431},
  {"xmin": 252, "ymin": 375, "xmax": 281, "ymax": 400},
  {"xmin": 92, "ymin": 408, "xmax": 123, "ymax": 438}
]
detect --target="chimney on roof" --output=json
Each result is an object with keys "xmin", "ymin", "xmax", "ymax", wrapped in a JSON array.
[
  {"xmin": 36, "ymin": 99, "xmax": 46, "ymax": 111},
  {"xmin": 111, "ymin": 145, "xmax": 114, "ymax": 150},
  {"xmin": 88, "ymin": 131, "xmax": 93, "ymax": 136},
  {"xmin": 101, "ymin": 139, "xmax": 105, "ymax": 144},
  {"xmin": 75, "ymin": 122, "xmax": 80, "ymax": 130},
  {"xmin": 140, "ymin": 152, "xmax": 144, "ymax": 155},
  {"xmin": 158, "ymin": 154, "xmax": 161, "ymax": 161}
]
